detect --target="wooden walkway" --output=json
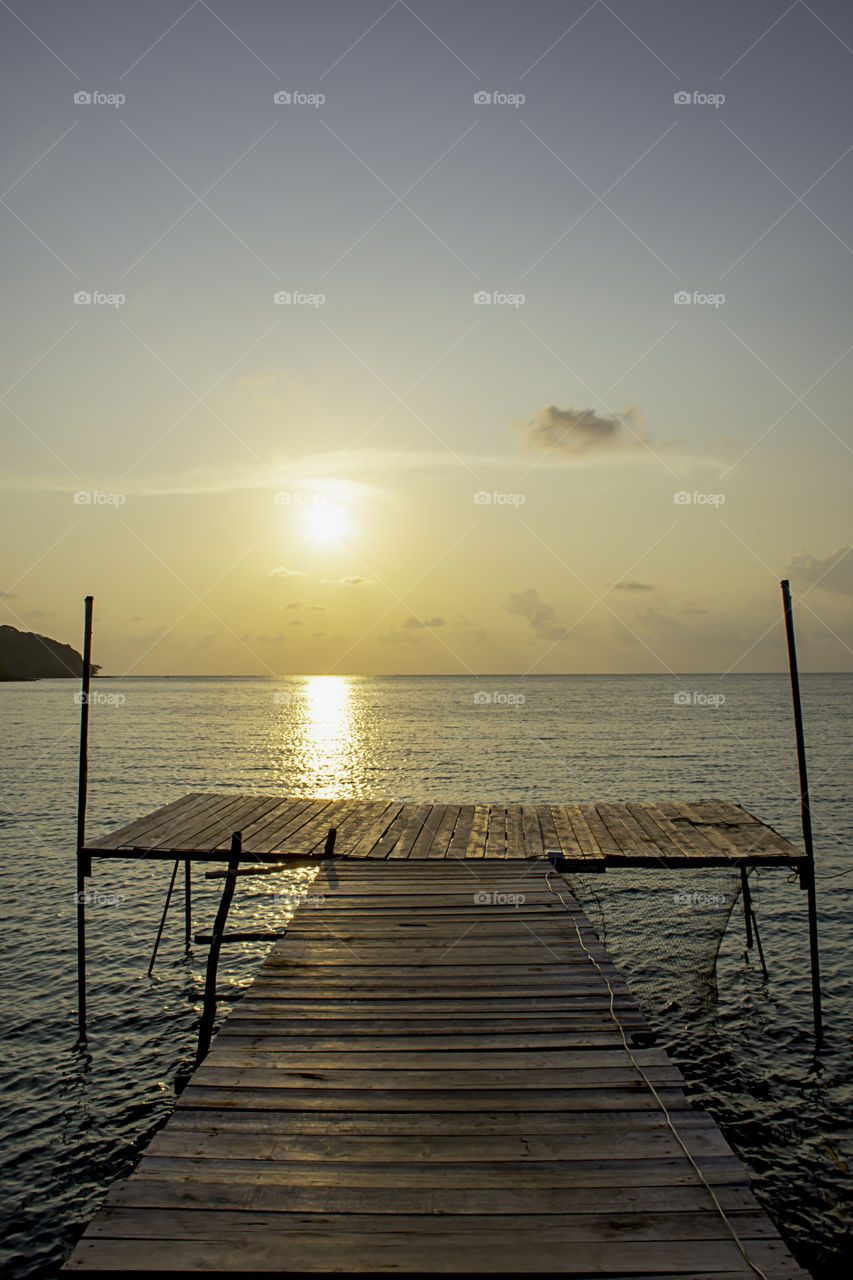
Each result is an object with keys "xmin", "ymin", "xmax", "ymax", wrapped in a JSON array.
[
  {"xmin": 64, "ymin": 861, "xmax": 807, "ymax": 1275},
  {"xmin": 84, "ymin": 792, "xmax": 805, "ymax": 867}
]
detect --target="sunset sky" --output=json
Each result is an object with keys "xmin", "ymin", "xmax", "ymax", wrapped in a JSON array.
[{"xmin": 2, "ymin": 0, "xmax": 852, "ymax": 675}]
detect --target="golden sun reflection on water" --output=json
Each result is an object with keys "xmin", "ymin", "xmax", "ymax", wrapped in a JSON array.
[{"xmin": 272, "ymin": 675, "xmax": 367, "ymax": 797}]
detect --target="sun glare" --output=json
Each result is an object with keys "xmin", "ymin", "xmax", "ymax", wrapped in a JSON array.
[{"xmin": 301, "ymin": 502, "xmax": 349, "ymax": 545}]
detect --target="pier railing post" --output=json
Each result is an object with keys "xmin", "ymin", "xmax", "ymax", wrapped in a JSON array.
[
  {"xmin": 195, "ymin": 831, "xmax": 242, "ymax": 1066},
  {"xmin": 76, "ymin": 595, "xmax": 94, "ymax": 1041},
  {"xmin": 781, "ymin": 579, "xmax": 823, "ymax": 1047}
]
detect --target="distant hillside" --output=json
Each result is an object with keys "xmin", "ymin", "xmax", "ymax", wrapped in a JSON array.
[{"xmin": 0, "ymin": 625, "xmax": 101, "ymax": 680}]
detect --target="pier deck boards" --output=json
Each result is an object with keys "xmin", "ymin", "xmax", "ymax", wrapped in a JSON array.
[
  {"xmin": 64, "ymin": 862, "xmax": 807, "ymax": 1276},
  {"xmin": 84, "ymin": 792, "xmax": 805, "ymax": 868}
]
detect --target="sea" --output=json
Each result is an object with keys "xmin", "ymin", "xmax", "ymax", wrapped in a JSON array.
[{"xmin": 1, "ymin": 673, "xmax": 851, "ymax": 1277}]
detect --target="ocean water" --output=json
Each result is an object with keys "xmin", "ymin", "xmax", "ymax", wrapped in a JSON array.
[{"xmin": 0, "ymin": 673, "xmax": 851, "ymax": 1277}]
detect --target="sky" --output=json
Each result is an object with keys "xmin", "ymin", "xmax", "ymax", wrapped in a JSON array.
[{"xmin": 2, "ymin": 0, "xmax": 853, "ymax": 676}]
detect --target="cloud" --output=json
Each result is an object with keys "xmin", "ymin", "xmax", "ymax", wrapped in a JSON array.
[
  {"xmin": 321, "ymin": 575, "xmax": 370, "ymax": 586},
  {"xmin": 307, "ymin": 604, "xmax": 326, "ymax": 612},
  {"xmin": 504, "ymin": 588, "xmax": 564, "ymax": 641},
  {"xmin": 612, "ymin": 581, "xmax": 654, "ymax": 592},
  {"xmin": 284, "ymin": 600, "xmax": 303, "ymax": 610},
  {"xmin": 288, "ymin": 619, "xmax": 303, "ymax": 627},
  {"xmin": 269, "ymin": 566, "xmax": 305, "ymax": 579},
  {"xmin": 678, "ymin": 604, "xmax": 708, "ymax": 616},
  {"xmin": 786, "ymin": 547, "xmax": 853, "ymax": 597},
  {"xmin": 516, "ymin": 404, "xmax": 648, "ymax": 456},
  {"xmin": 402, "ymin": 615, "xmax": 446, "ymax": 629}
]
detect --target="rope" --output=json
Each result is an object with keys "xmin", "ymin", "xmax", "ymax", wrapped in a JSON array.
[{"xmin": 544, "ymin": 868, "xmax": 769, "ymax": 1280}]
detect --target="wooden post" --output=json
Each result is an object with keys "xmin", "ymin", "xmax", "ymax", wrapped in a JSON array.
[
  {"xmin": 740, "ymin": 865, "xmax": 753, "ymax": 949},
  {"xmin": 781, "ymin": 579, "xmax": 823, "ymax": 1047},
  {"xmin": 184, "ymin": 860, "xmax": 192, "ymax": 954},
  {"xmin": 148, "ymin": 860, "xmax": 180, "ymax": 976},
  {"xmin": 195, "ymin": 832, "xmax": 241, "ymax": 1066},
  {"xmin": 76, "ymin": 595, "xmax": 94, "ymax": 1040}
]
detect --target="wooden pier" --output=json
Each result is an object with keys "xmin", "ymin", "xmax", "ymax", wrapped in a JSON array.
[
  {"xmin": 81, "ymin": 792, "xmax": 806, "ymax": 867},
  {"xmin": 65, "ymin": 858, "xmax": 808, "ymax": 1276}
]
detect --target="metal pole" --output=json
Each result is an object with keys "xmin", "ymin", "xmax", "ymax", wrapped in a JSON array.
[
  {"xmin": 76, "ymin": 595, "xmax": 93, "ymax": 1040},
  {"xmin": 184, "ymin": 860, "xmax": 192, "ymax": 954},
  {"xmin": 780, "ymin": 579, "xmax": 823, "ymax": 1046}
]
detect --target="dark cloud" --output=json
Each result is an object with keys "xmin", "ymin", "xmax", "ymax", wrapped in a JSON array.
[
  {"xmin": 504, "ymin": 588, "xmax": 563, "ymax": 641},
  {"xmin": 516, "ymin": 404, "xmax": 645, "ymax": 456},
  {"xmin": 269, "ymin": 566, "xmax": 305, "ymax": 579},
  {"xmin": 612, "ymin": 581, "xmax": 654, "ymax": 592},
  {"xmin": 321, "ymin": 576, "xmax": 370, "ymax": 586},
  {"xmin": 787, "ymin": 547, "xmax": 853, "ymax": 597},
  {"xmin": 288, "ymin": 619, "xmax": 303, "ymax": 627},
  {"xmin": 284, "ymin": 600, "xmax": 303, "ymax": 610},
  {"xmin": 402, "ymin": 615, "xmax": 446, "ymax": 629}
]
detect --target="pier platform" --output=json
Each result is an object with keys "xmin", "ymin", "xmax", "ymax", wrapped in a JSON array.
[
  {"xmin": 82, "ymin": 792, "xmax": 806, "ymax": 867},
  {"xmin": 64, "ymin": 860, "xmax": 808, "ymax": 1276}
]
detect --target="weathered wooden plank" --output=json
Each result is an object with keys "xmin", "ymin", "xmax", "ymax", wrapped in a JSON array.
[
  {"xmin": 84, "ymin": 791, "xmax": 206, "ymax": 850},
  {"xmin": 64, "ymin": 856, "xmax": 803, "ymax": 1278}
]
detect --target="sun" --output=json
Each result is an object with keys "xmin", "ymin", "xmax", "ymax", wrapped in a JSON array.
[{"xmin": 301, "ymin": 501, "xmax": 349, "ymax": 545}]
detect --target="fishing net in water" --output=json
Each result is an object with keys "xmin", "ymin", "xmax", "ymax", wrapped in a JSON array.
[{"xmin": 560, "ymin": 865, "xmax": 744, "ymax": 1013}]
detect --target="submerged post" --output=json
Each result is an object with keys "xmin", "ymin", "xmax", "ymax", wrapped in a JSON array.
[
  {"xmin": 76, "ymin": 595, "xmax": 94, "ymax": 1040},
  {"xmin": 781, "ymin": 579, "xmax": 823, "ymax": 1047}
]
